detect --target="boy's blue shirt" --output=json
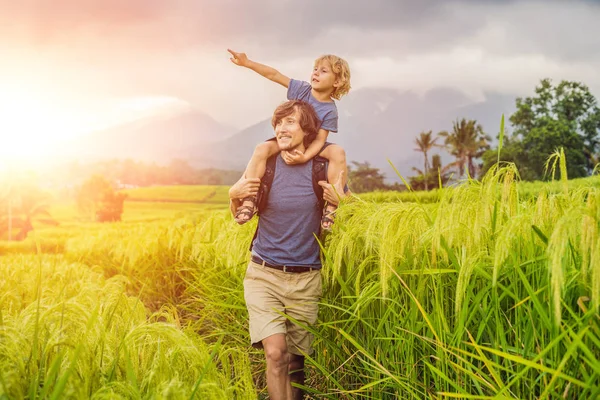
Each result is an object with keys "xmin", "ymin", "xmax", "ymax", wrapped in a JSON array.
[{"xmin": 287, "ymin": 79, "xmax": 338, "ymax": 133}]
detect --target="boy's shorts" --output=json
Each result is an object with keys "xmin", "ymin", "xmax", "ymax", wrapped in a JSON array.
[{"xmin": 243, "ymin": 260, "xmax": 322, "ymax": 355}]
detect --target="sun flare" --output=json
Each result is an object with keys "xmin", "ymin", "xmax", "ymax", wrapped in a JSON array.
[
  {"xmin": 0, "ymin": 89, "xmax": 90, "ymax": 162},
  {"xmin": 0, "ymin": 83, "xmax": 189, "ymax": 169}
]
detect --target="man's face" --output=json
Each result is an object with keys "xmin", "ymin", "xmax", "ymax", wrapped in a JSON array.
[{"xmin": 274, "ymin": 109, "xmax": 305, "ymax": 151}]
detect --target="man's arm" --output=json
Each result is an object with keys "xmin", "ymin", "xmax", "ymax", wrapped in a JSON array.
[
  {"xmin": 228, "ymin": 49, "xmax": 291, "ymax": 88},
  {"xmin": 228, "ymin": 176, "xmax": 261, "ymax": 217},
  {"xmin": 318, "ymin": 171, "xmax": 351, "ymax": 206}
]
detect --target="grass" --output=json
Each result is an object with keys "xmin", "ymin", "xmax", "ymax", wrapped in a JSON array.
[
  {"xmin": 2, "ymin": 164, "xmax": 600, "ymax": 398},
  {"xmin": 0, "ymin": 254, "xmax": 255, "ymax": 399},
  {"xmin": 119, "ymin": 185, "xmax": 231, "ymax": 204}
]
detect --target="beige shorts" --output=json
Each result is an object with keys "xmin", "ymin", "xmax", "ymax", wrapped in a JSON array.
[{"xmin": 243, "ymin": 260, "xmax": 322, "ymax": 355}]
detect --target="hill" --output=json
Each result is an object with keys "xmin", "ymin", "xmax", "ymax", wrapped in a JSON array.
[{"xmin": 61, "ymin": 87, "xmax": 516, "ymax": 182}]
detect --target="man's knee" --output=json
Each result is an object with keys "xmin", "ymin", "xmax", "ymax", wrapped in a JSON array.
[{"xmin": 265, "ymin": 345, "xmax": 290, "ymax": 370}]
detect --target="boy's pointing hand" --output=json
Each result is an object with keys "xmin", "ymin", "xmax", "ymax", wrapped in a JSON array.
[{"xmin": 228, "ymin": 49, "xmax": 249, "ymax": 67}]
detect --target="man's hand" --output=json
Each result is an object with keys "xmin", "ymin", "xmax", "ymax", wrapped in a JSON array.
[
  {"xmin": 281, "ymin": 150, "xmax": 309, "ymax": 165},
  {"xmin": 229, "ymin": 176, "xmax": 261, "ymax": 200},
  {"xmin": 318, "ymin": 171, "xmax": 346, "ymax": 205},
  {"xmin": 228, "ymin": 49, "xmax": 250, "ymax": 67}
]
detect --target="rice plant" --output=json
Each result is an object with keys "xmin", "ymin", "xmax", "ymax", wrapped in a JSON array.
[
  {"xmin": 0, "ymin": 255, "xmax": 255, "ymax": 399},
  {"xmin": 3, "ymin": 149, "xmax": 600, "ymax": 398}
]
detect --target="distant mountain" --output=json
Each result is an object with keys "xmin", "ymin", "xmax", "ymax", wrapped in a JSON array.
[
  {"xmin": 61, "ymin": 109, "xmax": 237, "ymax": 163},
  {"xmin": 60, "ymin": 87, "xmax": 516, "ymax": 183},
  {"xmin": 199, "ymin": 87, "xmax": 516, "ymax": 182}
]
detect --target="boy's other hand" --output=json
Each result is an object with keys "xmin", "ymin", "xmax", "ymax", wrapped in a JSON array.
[
  {"xmin": 228, "ymin": 49, "xmax": 249, "ymax": 67},
  {"xmin": 282, "ymin": 149, "xmax": 308, "ymax": 165}
]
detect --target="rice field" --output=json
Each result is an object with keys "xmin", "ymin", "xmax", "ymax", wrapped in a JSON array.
[
  {"xmin": 119, "ymin": 185, "xmax": 231, "ymax": 204},
  {"xmin": 1, "ymin": 162, "xmax": 600, "ymax": 399}
]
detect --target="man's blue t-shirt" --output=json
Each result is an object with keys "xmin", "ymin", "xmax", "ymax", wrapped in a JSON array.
[
  {"xmin": 287, "ymin": 79, "xmax": 338, "ymax": 133},
  {"xmin": 251, "ymin": 155, "xmax": 322, "ymax": 268}
]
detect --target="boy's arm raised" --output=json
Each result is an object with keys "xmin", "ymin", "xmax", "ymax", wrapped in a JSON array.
[{"xmin": 228, "ymin": 49, "xmax": 290, "ymax": 88}]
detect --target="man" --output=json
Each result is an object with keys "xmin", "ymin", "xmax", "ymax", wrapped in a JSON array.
[{"xmin": 229, "ymin": 100, "xmax": 346, "ymax": 399}]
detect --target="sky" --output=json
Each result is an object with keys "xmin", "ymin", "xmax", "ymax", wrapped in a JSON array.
[{"xmin": 1, "ymin": 0, "xmax": 600, "ymax": 162}]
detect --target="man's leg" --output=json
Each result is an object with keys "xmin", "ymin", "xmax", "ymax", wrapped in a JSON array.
[
  {"xmin": 285, "ymin": 270, "xmax": 322, "ymax": 399},
  {"xmin": 289, "ymin": 354, "xmax": 306, "ymax": 400},
  {"xmin": 262, "ymin": 333, "xmax": 292, "ymax": 400}
]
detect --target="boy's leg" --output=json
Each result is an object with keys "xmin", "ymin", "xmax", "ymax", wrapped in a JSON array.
[
  {"xmin": 318, "ymin": 144, "xmax": 348, "ymax": 230},
  {"xmin": 246, "ymin": 140, "xmax": 279, "ymax": 180},
  {"xmin": 235, "ymin": 140, "xmax": 280, "ymax": 224}
]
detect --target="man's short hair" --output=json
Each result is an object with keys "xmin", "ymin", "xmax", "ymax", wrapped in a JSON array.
[{"xmin": 271, "ymin": 100, "xmax": 320, "ymax": 147}]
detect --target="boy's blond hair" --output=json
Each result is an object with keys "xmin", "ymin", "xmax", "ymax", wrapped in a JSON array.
[{"xmin": 314, "ymin": 55, "xmax": 351, "ymax": 100}]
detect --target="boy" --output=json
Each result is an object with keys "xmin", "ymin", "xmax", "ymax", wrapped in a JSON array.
[{"xmin": 228, "ymin": 49, "xmax": 351, "ymax": 230}]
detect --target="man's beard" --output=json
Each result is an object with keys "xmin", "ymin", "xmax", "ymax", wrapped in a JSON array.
[
  {"xmin": 276, "ymin": 136, "xmax": 302, "ymax": 152},
  {"xmin": 278, "ymin": 142, "xmax": 301, "ymax": 152}
]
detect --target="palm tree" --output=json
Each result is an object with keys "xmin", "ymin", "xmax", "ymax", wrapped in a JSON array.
[
  {"xmin": 0, "ymin": 182, "xmax": 58, "ymax": 241},
  {"xmin": 439, "ymin": 119, "xmax": 491, "ymax": 178},
  {"xmin": 411, "ymin": 154, "xmax": 457, "ymax": 190},
  {"xmin": 414, "ymin": 130, "xmax": 440, "ymax": 190}
]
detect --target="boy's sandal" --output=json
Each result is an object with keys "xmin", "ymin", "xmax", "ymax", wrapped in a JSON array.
[
  {"xmin": 235, "ymin": 205, "xmax": 256, "ymax": 225},
  {"xmin": 321, "ymin": 207, "xmax": 336, "ymax": 232}
]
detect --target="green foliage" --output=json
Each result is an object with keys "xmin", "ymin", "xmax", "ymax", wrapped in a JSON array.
[
  {"xmin": 439, "ymin": 118, "xmax": 491, "ymax": 178},
  {"xmin": 76, "ymin": 175, "xmax": 127, "ymax": 222},
  {"xmin": 121, "ymin": 185, "xmax": 230, "ymax": 204},
  {"xmin": 4, "ymin": 165, "xmax": 600, "ymax": 398},
  {"xmin": 358, "ymin": 190, "xmax": 442, "ymax": 204},
  {"xmin": 0, "ymin": 178, "xmax": 57, "ymax": 241},
  {"xmin": 484, "ymin": 79, "xmax": 600, "ymax": 180},
  {"xmin": 0, "ymin": 255, "xmax": 254, "ymax": 399},
  {"xmin": 409, "ymin": 154, "xmax": 455, "ymax": 191},
  {"xmin": 348, "ymin": 161, "xmax": 396, "ymax": 193},
  {"xmin": 413, "ymin": 130, "xmax": 441, "ymax": 190}
]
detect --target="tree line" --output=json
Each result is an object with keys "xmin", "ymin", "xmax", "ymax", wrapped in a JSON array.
[
  {"xmin": 3, "ymin": 77, "xmax": 599, "ymax": 240},
  {"xmin": 46, "ymin": 77, "xmax": 600, "ymax": 196},
  {"xmin": 341, "ymin": 78, "xmax": 600, "ymax": 193},
  {"xmin": 408, "ymin": 78, "xmax": 600, "ymax": 191}
]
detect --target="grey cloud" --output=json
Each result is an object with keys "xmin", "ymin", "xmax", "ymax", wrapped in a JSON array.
[
  {"xmin": 495, "ymin": 1, "xmax": 600, "ymax": 62},
  {"xmin": 2, "ymin": 0, "xmax": 598, "ymax": 63},
  {"xmin": 0, "ymin": 0, "xmax": 478, "ymax": 53},
  {"xmin": 2, "ymin": 0, "xmax": 599, "ymax": 128}
]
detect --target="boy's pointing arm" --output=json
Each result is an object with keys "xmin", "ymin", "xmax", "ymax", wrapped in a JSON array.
[{"xmin": 228, "ymin": 49, "xmax": 291, "ymax": 88}]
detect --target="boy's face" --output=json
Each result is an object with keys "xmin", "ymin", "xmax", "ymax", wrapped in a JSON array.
[
  {"xmin": 311, "ymin": 61, "xmax": 338, "ymax": 92},
  {"xmin": 274, "ymin": 109, "xmax": 306, "ymax": 151}
]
